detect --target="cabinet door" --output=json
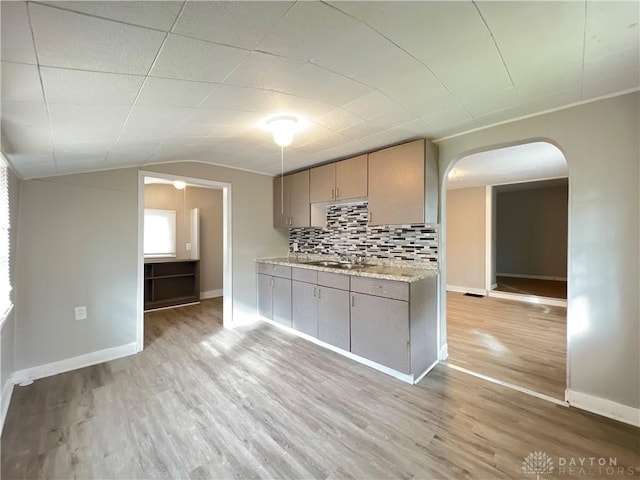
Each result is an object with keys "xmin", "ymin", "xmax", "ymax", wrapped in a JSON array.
[
  {"xmin": 309, "ymin": 163, "xmax": 335, "ymax": 203},
  {"xmin": 350, "ymin": 293, "xmax": 410, "ymax": 373},
  {"xmin": 317, "ymin": 286, "xmax": 350, "ymax": 351},
  {"xmin": 273, "ymin": 175, "xmax": 290, "ymax": 228},
  {"xmin": 257, "ymin": 273, "xmax": 273, "ymax": 320},
  {"xmin": 336, "ymin": 154, "xmax": 367, "ymax": 200},
  {"xmin": 292, "ymin": 281, "xmax": 318, "ymax": 337},
  {"xmin": 288, "ymin": 170, "xmax": 310, "ymax": 227},
  {"xmin": 272, "ymin": 276, "xmax": 292, "ymax": 327},
  {"xmin": 368, "ymin": 139, "xmax": 425, "ymax": 226}
]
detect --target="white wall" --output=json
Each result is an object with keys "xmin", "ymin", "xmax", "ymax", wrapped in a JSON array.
[
  {"xmin": 15, "ymin": 162, "xmax": 287, "ymax": 374},
  {"xmin": 438, "ymin": 92, "xmax": 640, "ymax": 412},
  {"xmin": 446, "ymin": 186, "xmax": 486, "ymax": 292}
]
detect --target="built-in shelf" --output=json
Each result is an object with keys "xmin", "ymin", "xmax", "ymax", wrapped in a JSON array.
[{"xmin": 144, "ymin": 258, "xmax": 200, "ymax": 311}]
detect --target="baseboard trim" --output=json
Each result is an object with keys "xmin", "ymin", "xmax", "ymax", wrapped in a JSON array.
[
  {"xmin": 1, "ymin": 379, "xmax": 15, "ymax": 436},
  {"xmin": 497, "ymin": 273, "xmax": 567, "ymax": 281},
  {"xmin": 567, "ymin": 390, "xmax": 640, "ymax": 427},
  {"xmin": 488, "ymin": 290, "xmax": 567, "ymax": 307},
  {"xmin": 10, "ymin": 342, "xmax": 138, "ymax": 385},
  {"xmin": 414, "ymin": 359, "xmax": 439, "ymax": 385},
  {"xmin": 445, "ymin": 363, "xmax": 568, "ymax": 406},
  {"xmin": 490, "ymin": 283, "xmax": 498, "ymax": 290},
  {"xmin": 446, "ymin": 285, "xmax": 486, "ymax": 296},
  {"xmin": 260, "ymin": 317, "xmax": 415, "ymax": 384},
  {"xmin": 201, "ymin": 289, "xmax": 223, "ymax": 299},
  {"xmin": 439, "ymin": 343, "xmax": 449, "ymax": 361}
]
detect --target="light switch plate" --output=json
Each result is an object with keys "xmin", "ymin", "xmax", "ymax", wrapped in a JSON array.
[{"xmin": 75, "ymin": 306, "xmax": 87, "ymax": 321}]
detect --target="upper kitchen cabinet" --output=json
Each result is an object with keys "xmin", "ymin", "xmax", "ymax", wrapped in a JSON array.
[
  {"xmin": 367, "ymin": 139, "xmax": 438, "ymax": 226},
  {"xmin": 274, "ymin": 170, "xmax": 310, "ymax": 228},
  {"xmin": 309, "ymin": 154, "xmax": 368, "ymax": 203}
]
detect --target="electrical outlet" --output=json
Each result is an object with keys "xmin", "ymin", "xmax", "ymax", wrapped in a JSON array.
[
  {"xmin": 75, "ymin": 306, "xmax": 87, "ymax": 321},
  {"xmin": 186, "ymin": 243, "xmax": 192, "ymax": 251}
]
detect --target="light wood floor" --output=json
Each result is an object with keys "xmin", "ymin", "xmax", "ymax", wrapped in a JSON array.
[
  {"xmin": 494, "ymin": 276, "xmax": 567, "ymax": 299},
  {"xmin": 447, "ymin": 291, "xmax": 566, "ymax": 400},
  {"xmin": 3, "ymin": 298, "xmax": 638, "ymax": 479}
]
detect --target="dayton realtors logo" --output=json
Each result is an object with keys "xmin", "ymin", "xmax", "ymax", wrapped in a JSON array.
[{"xmin": 522, "ymin": 451, "xmax": 554, "ymax": 480}]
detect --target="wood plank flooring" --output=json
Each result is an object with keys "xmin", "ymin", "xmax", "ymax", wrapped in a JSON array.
[
  {"xmin": 494, "ymin": 276, "xmax": 567, "ymax": 299},
  {"xmin": 3, "ymin": 298, "xmax": 638, "ymax": 479},
  {"xmin": 447, "ymin": 291, "xmax": 566, "ymax": 400}
]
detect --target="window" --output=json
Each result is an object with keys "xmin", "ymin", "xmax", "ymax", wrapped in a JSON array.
[
  {"xmin": 144, "ymin": 209, "xmax": 176, "ymax": 258},
  {"xmin": 0, "ymin": 155, "xmax": 11, "ymax": 320}
]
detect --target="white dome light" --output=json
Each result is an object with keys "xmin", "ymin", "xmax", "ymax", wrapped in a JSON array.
[
  {"xmin": 266, "ymin": 115, "xmax": 299, "ymax": 147},
  {"xmin": 173, "ymin": 180, "xmax": 186, "ymax": 190}
]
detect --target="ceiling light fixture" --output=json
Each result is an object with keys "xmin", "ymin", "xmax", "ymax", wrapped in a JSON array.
[
  {"xmin": 173, "ymin": 180, "xmax": 186, "ymax": 190},
  {"xmin": 266, "ymin": 115, "xmax": 298, "ymax": 147}
]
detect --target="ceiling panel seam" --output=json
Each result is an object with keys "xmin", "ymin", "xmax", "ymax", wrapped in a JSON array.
[
  {"xmin": 471, "ymin": 1, "xmax": 523, "ymax": 113},
  {"xmin": 107, "ymin": 1, "xmax": 188, "ymax": 168},
  {"xmin": 28, "ymin": 0, "xmax": 178, "ymax": 34},
  {"xmin": 325, "ymin": 0, "xmax": 475, "ymax": 121},
  {"xmin": 25, "ymin": 1, "xmax": 57, "ymax": 171},
  {"xmin": 579, "ymin": 1, "xmax": 588, "ymax": 101}
]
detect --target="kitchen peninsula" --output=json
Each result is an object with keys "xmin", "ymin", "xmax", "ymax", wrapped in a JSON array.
[{"xmin": 256, "ymin": 256, "xmax": 439, "ymax": 384}]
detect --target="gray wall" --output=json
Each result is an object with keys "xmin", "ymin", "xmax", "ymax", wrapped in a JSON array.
[
  {"xmin": 15, "ymin": 162, "xmax": 287, "ymax": 372},
  {"xmin": 144, "ymin": 184, "xmax": 223, "ymax": 294},
  {"xmin": 438, "ymin": 91, "xmax": 640, "ymax": 410},
  {"xmin": 496, "ymin": 184, "xmax": 568, "ymax": 279},
  {"xmin": 1, "ymin": 168, "xmax": 20, "ymax": 399},
  {"xmin": 446, "ymin": 186, "xmax": 486, "ymax": 291}
]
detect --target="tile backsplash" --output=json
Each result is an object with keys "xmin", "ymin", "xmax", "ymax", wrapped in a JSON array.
[{"xmin": 289, "ymin": 201, "xmax": 438, "ymax": 264}]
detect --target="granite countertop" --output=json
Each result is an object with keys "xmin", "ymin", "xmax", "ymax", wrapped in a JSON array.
[{"xmin": 256, "ymin": 255, "xmax": 438, "ymax": 283}]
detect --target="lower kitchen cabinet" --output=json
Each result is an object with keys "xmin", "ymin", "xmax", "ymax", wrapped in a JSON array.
[
  {"xmin": 257, "ymin": 265, "xmax": 292, "ymax": 327},
  {"xmin": 350, "ymin": 292, "xmax": 410, "ymax": 373},
  {"xmin": 317, "ymin": 286, "xmax": 350, "ymax": 351},
  {"xmin": 292, "ymin": 280, "xmax": 318, "ymax": 336}
]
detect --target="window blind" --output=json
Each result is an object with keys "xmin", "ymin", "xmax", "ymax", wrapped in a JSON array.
[{"xmin": 0, "ymin": 155, "xmax": 11, "ymax": 318}]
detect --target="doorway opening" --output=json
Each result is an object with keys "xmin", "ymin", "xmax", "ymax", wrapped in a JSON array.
[
  {"xmin": 136, "ymin": 171, "xmax": 232, "ymax": 351},
  {"xmin": 442, "ymin": 141, "xmax": 569, "ymax": 403}
]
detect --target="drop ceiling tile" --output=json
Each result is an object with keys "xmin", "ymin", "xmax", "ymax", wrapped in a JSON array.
[
  {"xmin": 343, "ymin": 91, "xmax": 402, "ymax": 120},
  {"xmin": 199, "ymin": 85, "xmax": 268, "ymax": 111},
  {"xmin": 314, "ymin": 109, "xmax": 366, "ymax": 133},
  {"xmin": 41, "ymin": 67, "xmax": 144, "ymax": 105},
  {"xmin": 56, "ymin": 161, "xmax": 105, "ymax": 175},
  {"xmin": 174, "ymin": 1, "xmax": 293, "ymax": 50},
  {"xmin": 260, "ymin": 91, "xmax": 335, "ymax": 119},
  {"xmin": 512, "ymin": 63, "xmax": 583, "ymax": 100},
  {"xmin": 44, "ymin": 1, "xmax": 183, "ymax": 31},
  {"xmin": 367, "ymin": 106, "xmax": 417, "ymax": 130},
  {"xmin": 136, "ymin": 78, "xmax": 216, "ymax": 107},
  {"xmin": 106, "ymin": 139, "xmax": 162, "ymax": 166},
  {"xmin": 331, "ymin": 1, "xmax": 489, "ymax": 64},
  {"xmin": 585, "ymin": 1, "xmax": 640, "ymax": 61},
  {"xmin": 1, "ymin": 102, "xmax": 53, "ymax": 154},
  {"xmin": 29, "ymin": 4, "xmax": 166, "ymax": 75},
  {"xmin": 338, "ymin": 121, "xmax": 385, "ymax": 141},
  {"xmin": 584, "ymin": 47, "xmax": 640, "ymax": 83},
  {"xmin": 185, "ymin": 108, "xmax": 262, "ymax": 127},
  {"xmin": 1, "ymin": 2, "xmax": 37, "ymax": 64},
  {"xmin": 463, "ymin": 88, "xmax": 521, "ymax": 118},
  {"xmin": 427, "ymin": 35, "xmax": 513, "ymax": 103},
  {"xmin": 421, "ymin": 104, "xmax": 476, "ymax": 133},
  {"xmin": 6, "ymin": 153, "xmax": 57, "ymax": 179},
  {"xmin": 118, "ymin": 106, "xmax": 193, "ymax": 141},
  {"xmin": 388, "ymin": 120, "xmax": 430, "ymax": 140},
  {"xmin": 150, "ymin": 34, "xmax": 250, "ymax": 83},
  {"xmin": 474, "ymin": 105, "xmax": 527, "ymax": 127},
  {"xmin": 55, "ymin": 148, "xmax": 109, "ymax": 164},
  {"xmin": 49, "ymin": 104, "xmax": 130, "ymax": 144},
  {"xmin": 521, "ymin": 89, "xmax": 582, "ymax": 116},
  {"xmin": 223, "ymin": 52, "xmax": 305, "ymax": 91},
  {"xmin": 1, "ymin": 62, "xmax": 44, "ymax": 103},
  {"xmin": 257, "ymin": 2, "xmax": 358, "ymax": 62}
]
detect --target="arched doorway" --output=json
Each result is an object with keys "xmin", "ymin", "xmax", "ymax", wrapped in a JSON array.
[{"xmin": 439, "ymin": 141, "xmax": 569, "ymax": 403}]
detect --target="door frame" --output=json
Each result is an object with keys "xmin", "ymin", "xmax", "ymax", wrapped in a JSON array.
[{"xmin": 137, "ymin": 170, "xmax": 233, "ymax": 351}]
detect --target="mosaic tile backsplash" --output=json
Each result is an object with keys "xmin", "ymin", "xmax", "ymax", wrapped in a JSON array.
[{"xmin": 289, "ymin": 201, "xmax": 438, "ymax": 264}]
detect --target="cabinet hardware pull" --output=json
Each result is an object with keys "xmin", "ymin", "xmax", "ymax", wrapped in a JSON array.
[
  {"xmin": 368, "ymin": 212, "xmax": 372, "ymax": 223},
  {"xmin": 351, "ymin": 296, "xmax": 355, "ymax": 307},
  {"xmin": 313, "ymin": 287, "xmax": 316, "ymax": 297},
  {"xmin": 331, "ymin": 189, "xmax": 334, "ymax": 199},
  {"xmin": 318, "ymin": 288, "xmax": 321, "ymax": 299},
  {"xmin": 336, "ymin": 188, "xmax": 340, "ymax": 199}
]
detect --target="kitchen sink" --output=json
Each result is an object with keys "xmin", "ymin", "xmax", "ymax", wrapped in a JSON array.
[{"xmin": 301, "ymin": 260, "xmax": 373, "ymax": 270}]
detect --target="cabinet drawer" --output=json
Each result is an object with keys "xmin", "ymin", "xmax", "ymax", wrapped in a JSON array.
[
  {"xmin": 292, "ymin": 267, "xmax": 318, "ymax": 284},
  {"xmin": 256, "ymin": 262, "xmax": 292, "ymax": 279},
  {"xmin": 350, "ymin": 276, "xmax": 408, "ymax": 301},
  {"xmin": 318, "ymin": 271, "xmax": 350, "ymax": 291}
]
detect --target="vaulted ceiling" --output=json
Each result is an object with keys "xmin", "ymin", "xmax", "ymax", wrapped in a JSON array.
[{"xmin": 1, "ymin": 1, "xmax": 638, "ymax": 179}]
